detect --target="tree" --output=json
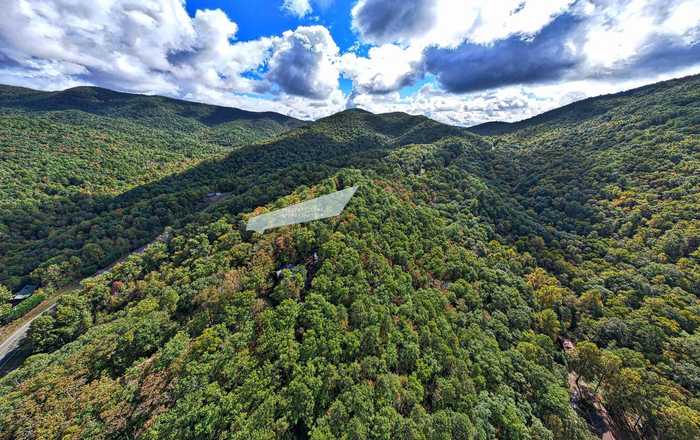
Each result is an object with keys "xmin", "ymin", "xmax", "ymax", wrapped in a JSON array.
[
  {"xmin": 0, "ymin": 284, "xmax": 11, "ymax": 321},
  {"xmin": 657, "ymin": 402, "xmax": 700, "ymax": 440},
  {"xmin": 28, "ymin": 314, "xmax": 58, "ymax": 352},
  {"xmin": 535, "ymin": 309, "xmax": 561, "ymax": 341},
  {"xmin": 570, "ymin": 341, "xmax": 600, "ymax": 392},
  {"xmin": 577, "ymin": 289, "xmax": 603, "ymax": 318}
]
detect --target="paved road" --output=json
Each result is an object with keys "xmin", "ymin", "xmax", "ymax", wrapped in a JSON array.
[
  {"xmin": 0, "ymin": 230, "xmax": 170, "ymax": 374},
  {"xmin": 0, "ymin": 194, "xmax": 226, "ymax": 375},
  {"xmin": 0, "ymin": 304, "xmax": 56, "ymax": 371}
]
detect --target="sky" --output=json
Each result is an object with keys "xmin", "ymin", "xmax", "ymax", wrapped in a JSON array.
[{"xmin": 0, "ymin": 0, "xmax": 699, "ymax": 126}]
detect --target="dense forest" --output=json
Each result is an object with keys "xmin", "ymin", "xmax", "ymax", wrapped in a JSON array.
[
  {"xmin": 0, "ymin": 75, "xmax": 698, "ymax": 439},
  {"xmin": 0, "ymin": 85, "xmax": 302, "ymax": 291}
]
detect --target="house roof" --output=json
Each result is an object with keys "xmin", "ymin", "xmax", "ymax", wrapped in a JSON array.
[{"xmin": 13, "ymin": 284, "xmax": 38, "ymax": 300}]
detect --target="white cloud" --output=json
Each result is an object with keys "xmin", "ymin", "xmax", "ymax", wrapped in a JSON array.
[
  {"xmin": 267, "ymin": 26, "xmax": 341, "ymax": 99},
  {"xmin": 340, "ymin": 44, "xmax": 423, "ymax": 94},
  {"xmin": 0, "ymin": 0, "xmax": 698, "ymax": 124},
  {"xmin": 181, "ymin": 83, "xmax": 346, "ymax": 121},
  {"xmin": 347, "ymin": 66, "xmax": 700, "ymax": 127},
  {"xmin": 0, "ymin": 0, "xmax": 347, "ymax": 119},
  {"xmin": 348, "ymin": 85, "xmax": 548, "ymax": 127},
  {"xmin": 577, "ymin": 0, "xmax": 700, "ymax": 72},
  {"xmin": 421, "ymin": 0, "xmax": 574, "ymax": 48},
  {"xmin": 348, "ymin": 0, "xmax": 700, "ymax": 96},
  {"xmin": 347, "ymin": 0, "xmax": 576, "ymax": 95},
  {"xmin": 351, "ymin": 0, "xmax": 574, "ymax": 49},
  {"xmin": 0, "ymin": 0, "xmax": 231, "ymax": 94},
  {"xmin": 282, "ymin": 0, "xmax": 313, "ymax": 18}
]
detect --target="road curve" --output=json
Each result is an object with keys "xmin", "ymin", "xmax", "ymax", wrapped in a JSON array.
[
  {"xmin": 0, "ymin": 304, "xmax": 56, "ymax": 369},
  {"xmin": 0, "ymin": 232, "xmax": 164, "ymax": 363},
  {"xmin": 0, "ymin": 197, "xmax": 221, "ymax": 374}
]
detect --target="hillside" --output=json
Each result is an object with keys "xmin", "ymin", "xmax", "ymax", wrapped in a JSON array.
[
  {"xmin": 468, "ymin": 75, "xmax": 700, "ymax": 136},
  {"xmin": 0, "ymin": 75, "xmax": 699, "ymax": 439},
  {"xmin": 0, "ymin": 85, "xmax": 302, "ymax": 290},
  {"xmin": 0, "ymin": 85, "xmax": 303, "ymax": 144}
]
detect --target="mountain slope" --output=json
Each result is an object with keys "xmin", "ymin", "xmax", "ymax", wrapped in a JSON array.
[
  {"xmin": 478, "ymin": 74, "xmax": 700, "ymax": 438},
  {"xmin": 0, "ymin": 85, "xmax": 304, "ymax": 290},
  {"xmin": 468, "ymin": 74, "xmax": 700, "ymax": 136},
  {"xmin": 0, "ymin": 76, "xmax": 699, "ymax": 439},
  {"xmin": 0, "ymin": 170, "xmax": 595, "ymax": 440},
  {"xmin": 0, "ymin": 107, "xmax": 465, "ymax": 292},
  {"xmin": 0, "ymin": 85, "xmax": 303, "ymax": 144}
]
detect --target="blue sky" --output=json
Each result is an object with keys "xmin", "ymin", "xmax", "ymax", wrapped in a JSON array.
[
  {"xmin": 185, "ymin": 1, "xmax": 358, "ymax": 51},
  {"xmin": 0, "ymin": 0, "xmax": 699, "ymax": 125},
  {"xmin": 183, "ymin": 0, "xmax": 360, "ymax": 95}
]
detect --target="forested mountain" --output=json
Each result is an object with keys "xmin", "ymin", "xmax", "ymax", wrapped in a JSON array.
[
  {"xmin": 468, "ymin": 76, "xmax": 699, "ymax": 136},
  {"xmin": 0, "ymin": 75, "xmax": 698, "ymax": 439},
  {"xmin": 0, "ymin": 85, "xmax": 302, "ymax": 142},
  {"xmin": 0, "ymin": 85, "xmax": 302, "ymax": 290}
]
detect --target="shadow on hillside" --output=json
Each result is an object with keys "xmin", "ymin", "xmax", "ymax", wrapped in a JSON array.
[
  {"xmin": 1, "ymin": 105, "xmax": 501, "ymax": 290},
  {"xmin": 1, "ymin": 117, "xmax": 422, "ymax": 288}
]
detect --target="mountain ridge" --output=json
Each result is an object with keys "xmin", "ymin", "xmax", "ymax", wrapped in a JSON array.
[
  {"xmin": 0, "ymin": 84, "xmax": 303, "ymax": 126},
  {"xmin": 0, "ymin": 74, "xmax": 698, "ymax": 439},
  {"xmin": 5, "ymin": 73, "xmax": 698, "ymax": 136},
  {"xmin": 468, "ymin": 73, "xmax": 700, "ymax": 135}
]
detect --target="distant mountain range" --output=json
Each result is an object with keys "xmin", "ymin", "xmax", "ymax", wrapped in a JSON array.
[
  {"xmin": 0, "ymin": 75, "xmax": 698, "ymax": 439},
  {"xmin": 0, "ymin": 84, "xmax": 303, "ymax": 134}
]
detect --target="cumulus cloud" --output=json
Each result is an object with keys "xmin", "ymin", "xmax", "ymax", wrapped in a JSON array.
[
  {"xmin": 348, "ymin": 0, "xmax": 577, "ymax": 94},
  {"xmin": 0, "ymin": 0, "xmax": 347, "ymax": 119},
  {"xmin": 352, "ymin": 0, "xmax": 573, "ymax": 48},
  {"xmin": 348, "ymin": 0, "xmax": 700, "ymax": 95},
  {"xmin": 182, "ymin": 83, "xmax": 347, "ymax": 121},
  {"xmin": 347, "ymin": 84, "xmax": 549, "ymax": 126},
  {"xmin": 347, "ymin": 68, "xmax": 698, "ymax": 127},
  {"xmin": 0, "ymin": 0, "xmax": 699, "ymax": 124},
  {"xmin": 0, "ymin": 0, "xmax": 197, "ymax": 93},
  {"xmin": 351, "ymin": 0, "xmax": 437, "ymax": 45},
  {"xmin": 267, "ymin": 26, "xmax": 340, "ymax": 99},
  {"xmin": 576, "ymin": 0, "xmax": 700, "ymax": 76},
  {"xmin": 282, "ymin": 0, "xmax": 313, "ymax": 18},
  {"xmin": 340, "ymin": 44, "xmax": 424, "ymax": 94},
  {"xmin": 0, "ymin": 0, "xmax": 265, "ymax": 95}
]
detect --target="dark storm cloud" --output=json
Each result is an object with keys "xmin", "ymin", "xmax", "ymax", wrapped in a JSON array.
[
  {"xmin": 424, "ymin": 15, "xmax": 583, "ymax": 93},
  {"xmin": 352, "ymin": 0, "xmax": 437, "ymax": 45},
  {"xmin": 267, "ymin": 42, "xmax": 323, "ymax": 98}
]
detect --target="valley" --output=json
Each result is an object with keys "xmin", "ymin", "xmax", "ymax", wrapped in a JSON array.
[{"xmin": 0, "ymin": 75, "xmax": 698, "ymax": 439}]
